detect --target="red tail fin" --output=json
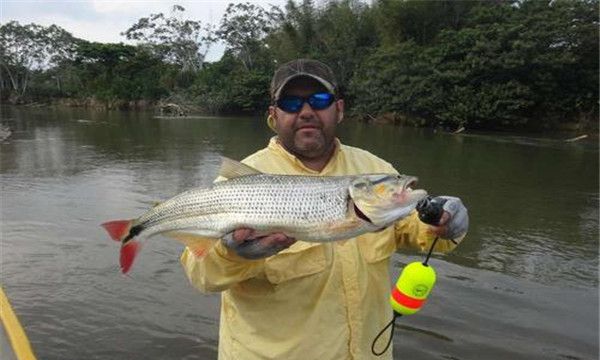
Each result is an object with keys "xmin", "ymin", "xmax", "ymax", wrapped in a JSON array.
[
  {"xmin": 101, "ymin": 220, "xmax": 133, "ymax": 242},
  {"xmin": 120, "ymin": 241, "xmax": 141, "ymax": 273}
]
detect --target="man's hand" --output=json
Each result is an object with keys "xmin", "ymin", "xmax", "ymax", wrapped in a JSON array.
[
  {"xmin": 426, "ymin": 196, "xmax": 469, "ymax": 242},
  {"xmin": 222, "ymin": 228, "xmax": 296, "ymax": 259}
]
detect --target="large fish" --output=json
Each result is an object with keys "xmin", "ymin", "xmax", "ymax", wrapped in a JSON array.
[{"xmin": 102, "ymin": 158, "xmax": 427, "ymax": 273}]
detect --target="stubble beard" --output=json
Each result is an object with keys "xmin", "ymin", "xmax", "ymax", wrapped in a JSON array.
[{"xmin": 291, "ymin": 131, "xmax": 335, "ymax": 161}]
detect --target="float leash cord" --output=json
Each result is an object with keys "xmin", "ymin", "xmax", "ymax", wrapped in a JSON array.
[
  {"xmin": 423, "ymin": 236, "xmax": 440, "ymax": 266},
  {"xmin": 371, "ymin": 312, "xmax": 401, "ymax": 356}
]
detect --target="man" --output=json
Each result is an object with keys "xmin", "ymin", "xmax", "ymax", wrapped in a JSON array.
[{"xmin": 181, "ymin": 59, "xmax": 468, "ymax": 359}]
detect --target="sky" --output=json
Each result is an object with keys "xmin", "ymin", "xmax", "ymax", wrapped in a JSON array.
[{"xmin": 1, "ymin": 0, "xmax": 288, "ymax": 62}]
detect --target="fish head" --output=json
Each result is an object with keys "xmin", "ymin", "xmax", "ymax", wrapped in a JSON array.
[{"xmin": 349, "ymin": 174, "xmax": 427, "ymax": 227}]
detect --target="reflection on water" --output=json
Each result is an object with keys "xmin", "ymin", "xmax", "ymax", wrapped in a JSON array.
[{"xmin": 1, "ymin": 106, "xmax": 598, "ymax": 359}]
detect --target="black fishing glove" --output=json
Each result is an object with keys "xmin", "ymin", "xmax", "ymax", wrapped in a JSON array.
[{"xmin": 417, "ymin": 195, "xmax": 469, "ymax": 242}]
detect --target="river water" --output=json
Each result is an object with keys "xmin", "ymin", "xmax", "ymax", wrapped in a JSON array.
[{"xmin": 1, "ymin": 106, "xmax": 598, "ymax": 360}]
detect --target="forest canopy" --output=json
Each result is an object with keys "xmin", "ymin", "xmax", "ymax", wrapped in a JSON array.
[{"xmin": 1, "ymin": 0, "xmax": 598, "ymax": 131}]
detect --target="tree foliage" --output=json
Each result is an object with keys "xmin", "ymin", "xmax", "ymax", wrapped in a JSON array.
[
  {"xmin": 376, "ymin": 0, "xmax": 479, "ymax": 46},
  {"xmin": 1, "ymin": 0, "xmax": 597, "ymax": 130},
  {"xmin": 122, "ymin": 5, "xmax": 215, "ymax": 74},
  {"xmin": 217, "ymin": 2, "xmax": 277, "ymax": 71},
  {"xmin": 351, "ymin": 0, "xmax": 598, "ymax": 129},
  {"xmin": 192, "ymin": 52, "xmax": 271, "ymax": 114},
  {"xmin": 0, "ymin": 21, "xmax": 78, "ymax": 97},
  {"xmin": 73, "ymin": 42, "xmax": 169, "ymax": 101}
]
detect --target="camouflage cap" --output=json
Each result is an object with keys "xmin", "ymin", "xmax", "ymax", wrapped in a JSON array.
[{"xmin": 270, "ymin": 59, "xmax": 338, "ymax": 100}]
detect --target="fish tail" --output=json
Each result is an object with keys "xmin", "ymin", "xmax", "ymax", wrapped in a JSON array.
[
  {"xmin": 101, "ymin": 219, "xmax": 143, "ymax": 273},
  {"xmin": 120, "ymin": 240, "xmax": 142, "ymax": 274},
  {"xmin": 101, "ymin": 220, "xmax": 133, "ymax": 242}
]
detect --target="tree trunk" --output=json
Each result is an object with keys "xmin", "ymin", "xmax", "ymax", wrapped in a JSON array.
[
  {"xmin": 20, "ymin": 71, "xmax": 29, "ymax": 97},
  {"xmin": 0, "ymin": 63, "xmax": 19, "ymax": 92}
]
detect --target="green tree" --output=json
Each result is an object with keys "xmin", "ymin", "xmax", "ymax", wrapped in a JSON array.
[
  {"xmin": 191, "ymin": 52, "xmax": 270, "ymax": 114},
  {"xmin": 1, "ymin": 0, "xmax": 596, "ymax": 130},
  {"xmin": 0, "ymin": 21, "xmax": 77, "ymax": 98},
  {"xmin": 265, "ymin": 0, "xmax": 377, "ymax": 96},
  {"xmin": 123, "ymin": 5, "xmax": 215, "ymax": 74},
  {"xmin": 352, "ymin": 0, "xmax": 598, "ymax": 130},
  {"xmin": 266, "ymin": 0, "xmax": 320, "ymax": 62},
  {"xmin": 375, "ymin": 0, "xmax": 480, "ymax": 46},
  {"xmin": 74, "ymin": 41, "xmax": 168, "ymax": 101},
  {"xmin": 313, "ymin": 0, "xmax": 378, "ymax": 96},
  {"xmin": 217, "ymin": 2, "xmax": 276, "ymax": 71}
]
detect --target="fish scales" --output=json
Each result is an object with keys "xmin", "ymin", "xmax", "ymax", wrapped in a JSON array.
[{"xmin": 135, "ymin": 174, "xmax": 354, "ymax": 240}]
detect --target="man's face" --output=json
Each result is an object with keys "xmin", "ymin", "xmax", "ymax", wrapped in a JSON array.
[{"xmin": 269, "ymin": 77, "xmax": 344, "ymax": 161}]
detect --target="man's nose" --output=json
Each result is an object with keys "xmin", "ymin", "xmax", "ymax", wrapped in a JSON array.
[{"xmin": 298, "ymin": 102, "xmax": 315, "ymax": 118}]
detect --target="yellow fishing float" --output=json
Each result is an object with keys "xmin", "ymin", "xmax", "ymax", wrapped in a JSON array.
[{"xmin": 390, "ymin": 261, "xmax": 436, "ymax": 315}]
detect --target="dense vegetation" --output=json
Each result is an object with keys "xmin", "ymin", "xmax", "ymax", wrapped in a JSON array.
[{"xmin": 1, "ymin": 0, "xmax": 597, "ymax": 131}]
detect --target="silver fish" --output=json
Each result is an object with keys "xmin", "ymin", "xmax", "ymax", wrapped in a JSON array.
[{"xmin": 102, "ymin": 157, "xmax": 427, "ymax": 273}]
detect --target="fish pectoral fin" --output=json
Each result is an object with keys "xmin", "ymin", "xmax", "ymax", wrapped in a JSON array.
[
  {"xmin": 165, "ymin": 232, "xmax": 217, "ymax": 258},
  {"xmin": 219, "ymin": 157, "xmax": 263, "ymax": 179},
  {"xmin": 327, "ymin": 219, "xmax": 362, "ymax": 235}
]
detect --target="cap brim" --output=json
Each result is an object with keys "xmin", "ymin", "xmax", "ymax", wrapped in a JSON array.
[{"xmin": 273, "ymin": 73, "xmax": 335, "ymax": 100}]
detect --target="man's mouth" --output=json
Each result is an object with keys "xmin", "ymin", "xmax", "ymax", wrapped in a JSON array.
[{"xmin": 297, "ymin": 125, "xmax": 320, "ymax": 131}]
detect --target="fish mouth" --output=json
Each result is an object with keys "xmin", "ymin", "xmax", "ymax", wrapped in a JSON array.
[
  {"xmin": 397, "ymin": 178, "xmax": 427, "ymax": 205},
  {"xmin": 403, "ymin": 177, "xmax": 418, "ymax": 191},
  {"xmin": 403, "ymin": 188, "xmax": 428, "ymax": 204},
  {"xmin": 354, "ymin": 204, "xmax": 373, "ymax": 223}
]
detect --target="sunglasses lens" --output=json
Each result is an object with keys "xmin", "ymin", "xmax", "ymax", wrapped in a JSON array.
[
  {"xmin": 276, "ymin": 93, "xmax": 335, "ymax": 113},
  {"xmin": 308, "ymin": 93, "xmax": 335, "ymax": 110},
  {"xmin": 277, "ymin": 96, "xmax": 303, "ymax": 113}
]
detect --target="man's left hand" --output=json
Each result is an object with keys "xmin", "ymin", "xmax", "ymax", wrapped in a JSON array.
[
  {"xmin": 222, "ymin": 228, "xmax": 296, "ymax": 259},
  {"xmin": 428, "ymin": 196, "xmax": 469, "ymax": 241}
]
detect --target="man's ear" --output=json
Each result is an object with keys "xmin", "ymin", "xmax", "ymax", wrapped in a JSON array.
[
  {"xmin": 336, "ymin": 99, "xmax": 345, "ymax": 123},
  {"xmin": 269, "ymin": 106, "xmax": 279, "ymax": 119},
  {"xmin": 267, "ymin": 106, "xmax": 277, "ymax": 131}
]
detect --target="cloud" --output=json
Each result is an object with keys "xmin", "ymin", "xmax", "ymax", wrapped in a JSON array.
[
  {"xmin": 90, "ymin": 0, "xmax": 166, "ymax": 15},
  {"xmin": 45, "ymin": 15, "xmax": 132, "ymax": 44},
  {"xmin": 1, "ymin": 0, "xmax": 287, "ymax": 61}
]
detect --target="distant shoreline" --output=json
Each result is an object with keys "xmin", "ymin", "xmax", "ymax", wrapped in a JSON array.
[{"xmin": 1, "ymin": 98, "xmax": 597, "ymax": 135}]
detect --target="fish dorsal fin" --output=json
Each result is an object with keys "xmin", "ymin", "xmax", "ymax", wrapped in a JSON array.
[{"xmin": 219, "ymin": 157, "xmax": 263, "ymax": 179}]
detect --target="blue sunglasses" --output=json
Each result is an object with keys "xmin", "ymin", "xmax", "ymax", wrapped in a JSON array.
[{"xmin": 276, "ymin": 92, "xmax": 335, "ymax": 113}]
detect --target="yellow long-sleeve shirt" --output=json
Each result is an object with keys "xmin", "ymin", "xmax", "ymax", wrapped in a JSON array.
[{"xmin": 181, "ymin": 137, "xmax": 457, "ymax": 360}]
